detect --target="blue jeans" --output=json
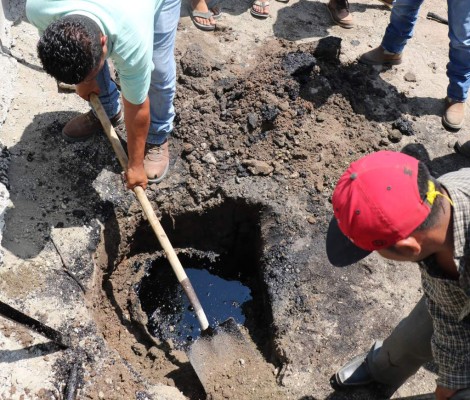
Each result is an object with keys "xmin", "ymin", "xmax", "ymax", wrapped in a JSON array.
[
  {"xmin": 381, "ymin": 0, "xmax": 470, "ymax": 102},
  {"xmin": 96, "ymin": 0, "xmax": 181, "ymax": 145}
]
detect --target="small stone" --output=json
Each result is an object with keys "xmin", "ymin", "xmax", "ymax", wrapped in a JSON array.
[
  {"xmin": 202, "ymin": 152, "xmax": 217, "ymax": 165},
  {"xmin": 388, "ymin": 129, "xmax": 403, "ymax": 143},
  {"xmin": 261, "ymin": 105, "xmax": 279, "ymax": 122},
  {"xmin": 273, "ymin": 134, "xmax": 286, "ymax": 148},
  {"xmin": 289, "ymin": 171, "xmax": 300, "ymax": 179},
  {"xmin": 241, "ymin": 159, "xmax": 274, "ymax": 176},
  {"xmin": 239, "ymin": 359, "xmax": 245, "ymax": 366},
  {"xmin": 247, "ymin": 113, "xmax": 259, "ymax": 130},
  {"xmin": 98, "ymin": 392, "xmax": 105, "ymax": 399},
  {"xmin": 307, "ymin": 216, "xmax": 316, "ymax": 224},
  {"xmin": 183, "ymin": 143, "xmax": 194, "ymax": 154},
  {"xmin": 316, "ymin": 113, "xmax": 326, "ymax": 123},
  {"xmin": 392, "ymin": 117, "xmax": 415, "ymax": 136},
  {"xmin": 278, "ymin": 102, "xmax": 290, "ymax": 111},
  {"xmin": 404, "ymin": 72, "xmax": 417, "ymax": 82}
]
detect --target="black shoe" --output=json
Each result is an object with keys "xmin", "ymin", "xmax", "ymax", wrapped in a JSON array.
[{"xmin": 334, "ymin": 352, "xmax": 374, "ymax": 387}]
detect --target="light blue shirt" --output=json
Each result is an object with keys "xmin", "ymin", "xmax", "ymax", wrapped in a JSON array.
[{"xmin": 26, "ymin": 0, "xmax": 162, "ymax": 105}]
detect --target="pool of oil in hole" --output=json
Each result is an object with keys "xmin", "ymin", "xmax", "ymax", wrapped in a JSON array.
[{"xmin": 137, "ymin": 255, "xmax": 252, "ymax": 348}]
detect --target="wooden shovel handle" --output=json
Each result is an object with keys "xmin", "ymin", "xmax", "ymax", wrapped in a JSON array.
[{"xmin": 89, "ymin": 94, "xmax": 209, "ymax": 331}]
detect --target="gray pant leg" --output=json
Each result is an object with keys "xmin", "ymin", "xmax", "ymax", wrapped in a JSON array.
[{"xmin": 367, "ymin": 296, "xmax": 434, "ymax": 387}]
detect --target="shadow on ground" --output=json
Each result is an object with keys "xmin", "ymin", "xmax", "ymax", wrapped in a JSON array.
[{"xmin": 2, "ymin": 111, "xmax": 121, "ymax": 259}]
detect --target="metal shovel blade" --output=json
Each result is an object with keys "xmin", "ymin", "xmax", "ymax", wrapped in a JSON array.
[{"xmin": 187, "ymin": 317, "xmax": 267, "ymax": 398}]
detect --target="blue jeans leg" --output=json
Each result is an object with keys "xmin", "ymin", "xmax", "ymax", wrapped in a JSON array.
[
  {"xmin": 447, "ymin": 0, "xmax": 470, "ymax": 102},
  {"xmin": 94, "ymin": 61, "xmax": 121, "ymax": 118},
  {"xmin": 381, "ymin": 0, "xmax": 425, "ymax": 54},
  {"xmin": 147, "ymin": 0, "xmax": 181, "ymax": 145}
]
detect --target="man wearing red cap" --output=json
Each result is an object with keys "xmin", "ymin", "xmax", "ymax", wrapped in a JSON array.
[{"xmin": 326, "ymin": 151, "xmax": 470, "ymax": 399}]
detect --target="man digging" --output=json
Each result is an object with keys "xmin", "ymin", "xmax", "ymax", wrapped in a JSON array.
[
  {"xmin": 326, "ymin": 151, "xmax": 470, "ymax": 400},
  {"xmin": 25, "ymin": 0, "xmax": 180, "ymax": 189}
]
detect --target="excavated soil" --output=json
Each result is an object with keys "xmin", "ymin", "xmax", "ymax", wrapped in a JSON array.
[{"xmin": 88, "ymin": 35, "xmax": 462, "ymax": 399}]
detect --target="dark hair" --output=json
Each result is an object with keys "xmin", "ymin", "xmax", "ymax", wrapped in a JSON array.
[
  {"xmin": 37, "ymin": 15, "xmax": 103, "ymax": 84},
  {"xmin": 415, "ymin": 161, "xmax": 444, "ymax": 231}
]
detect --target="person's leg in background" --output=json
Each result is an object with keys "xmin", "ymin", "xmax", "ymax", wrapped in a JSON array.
[
  {"xmin": 62, "ymin": 60, "xmax": 123, "ymax": 141},
  {"xmin": 335, "ymin": 296, "xmax": 433, "ymax": 389},
  {"xmin": 327, "ymin": 0, "xmax": 354, "ymax": 29},
  {"xmin": 144, "ymin": 0, "xmax": 181, "ymax": 182},
  {"xmin": 443, "ymin": 0, "xmax": 470, "ymax": 130},
  {"xmin": 189, "ymin": 0, "xmax": 217, "ymax": 31},
  {"xmin": 359, "ymin": 0, "xmax": 425, "ymax": 65}
]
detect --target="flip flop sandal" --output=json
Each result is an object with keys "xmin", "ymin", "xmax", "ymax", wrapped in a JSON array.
[
  {"xmin": 207, "ymin": 0, "xmax": 223, "ymax": 19},
  {"xmin": 251, "ymin": 0, "xmax": 269, "ymax": 18},
  {"xmin": 189, "ymin": 7, "xmax": 216, "ymax": 31}
]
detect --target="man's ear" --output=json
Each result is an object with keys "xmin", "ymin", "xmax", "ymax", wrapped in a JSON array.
[
  {"xmin": 394, "ymin": 236, "xmax": 421, "ymax": 257},
  {"xmin": 100, "ymin": 35, "xmax": 107, "ymax": 47}
]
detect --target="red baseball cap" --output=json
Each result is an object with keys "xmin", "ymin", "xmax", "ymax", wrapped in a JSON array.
[{"xmin": 326, "ymin": 151, "xmax": 432, "ymax": 267}]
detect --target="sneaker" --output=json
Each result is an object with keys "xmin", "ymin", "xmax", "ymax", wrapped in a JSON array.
[
  {"xmin": 377, "ymin": 0, "xmax": 393, "ymax": 8},
  {"xmin": 62, "ymin": 110, "xmax": 124, "ymax": 142},
  {"xmin": 144, "ymin": 140, "xmax": 170, "ymax": 183},
  {"xmin": 359, "ymin": 46, "xmax": 402, "ymax": 65},
  {"xmin": 327, "ymin": 0, "xmax": 354, "ymax": 29},
  {"xmin": 443, "ymin": 97, "xmax": 466, "ymax": 130}
]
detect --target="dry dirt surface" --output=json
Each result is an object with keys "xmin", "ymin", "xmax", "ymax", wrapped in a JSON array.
[{"xmin": 1, "ymin": 0, "xmax": 470, "ymax": 399}]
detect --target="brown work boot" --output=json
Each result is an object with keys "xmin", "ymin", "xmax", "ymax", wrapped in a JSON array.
[
  {"xmin": 62, "ymin": 110, "xmax": 124, "ymax": 142},
  {"xmin": 144, "ymin": 140, "xmax": 170, "ymax": 183},
  {"xmin": 327, "ymin": 0, "xmax": 354, "ymax": 29},
  {"xmin": 377, "ymin": 0, "xmax": 393, "ymax": 8},
  {"xmin": 443, "ymin": 97, "xmax": 466, "ymax": 130},
  {"xmin": 359, "ymin": 46, "xmax": 402, "ymax": 65}
]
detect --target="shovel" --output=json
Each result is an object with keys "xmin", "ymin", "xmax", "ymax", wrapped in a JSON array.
[
  {"xmin": 0, "ymin": 299, "xmax": 70, "ymax": 348},
  {"xmin": 90, "ymin": 94, "xmax": 266, "ymax": 397}
]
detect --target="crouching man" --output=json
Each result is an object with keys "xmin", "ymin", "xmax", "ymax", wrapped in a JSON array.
[{"xmin": 326, "ymin": 151, "xmax": 470, "ymax": 400}]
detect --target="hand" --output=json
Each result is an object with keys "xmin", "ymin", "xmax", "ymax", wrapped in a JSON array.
[
  {"xmin": 125, "ymin": 164, "xmax": 148, "ymax": 190},
  {"xmin": 76, "ymin": 79, "xmax": 100, "ymax": 101},
  {"xmin": 435, "ymin": 386, "xmax": 458, "ymax": 400}
]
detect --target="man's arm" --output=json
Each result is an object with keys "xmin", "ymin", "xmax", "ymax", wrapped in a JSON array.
[
  {"xmin": 122, "ymin": 96, "xmax": 149, "ymax": 189},
  {"xmin": 75, "ymin": 80, "xmax": 149, "ymax": 189}
]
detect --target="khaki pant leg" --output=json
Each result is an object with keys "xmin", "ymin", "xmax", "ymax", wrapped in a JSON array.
[{"xmin": 367, "ymin": 296, "xmax": 434, "ymax": 387}]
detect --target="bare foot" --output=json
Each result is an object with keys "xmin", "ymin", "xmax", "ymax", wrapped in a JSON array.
[{"xmin": 191, "ymin": 0, "xmax": 216, "ymax": 27}]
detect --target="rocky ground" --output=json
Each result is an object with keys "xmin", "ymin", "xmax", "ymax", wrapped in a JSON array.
[{"xmin": 1, "ymin": 0, "xmax": 469, "ymax": 399}]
